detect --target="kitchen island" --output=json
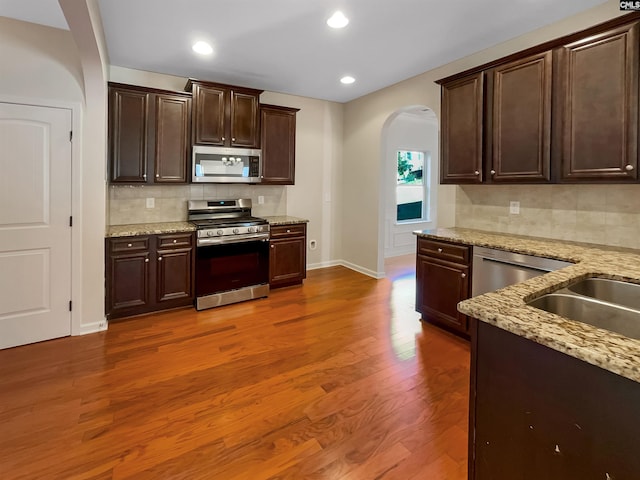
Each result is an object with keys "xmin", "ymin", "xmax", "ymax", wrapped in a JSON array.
[{"xmin": 414, "ymin": 228, "xmax": 640, "ymax": 479}]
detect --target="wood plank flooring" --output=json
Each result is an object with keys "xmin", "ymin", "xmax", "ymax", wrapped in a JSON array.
[{"xmin": 0, "ymin": 255, "xmax": 470, "ymax": 479}]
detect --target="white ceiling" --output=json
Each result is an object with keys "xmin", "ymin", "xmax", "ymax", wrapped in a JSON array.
[{"xmin": 1, "ymin": 0, "xmax": 610, "ymax": 102}]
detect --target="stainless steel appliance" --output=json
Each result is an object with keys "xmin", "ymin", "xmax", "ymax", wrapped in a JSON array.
[
  {"xmin": 472, "ymin": 246, "xmax": 572, "ymax": 297},
  {"xmin": 188, "ymin": 199, "xmax": 270, "ymax": 310},
  {"xmin": 192, "ymin": 146, "xmax": 261, "ymax": 183}
]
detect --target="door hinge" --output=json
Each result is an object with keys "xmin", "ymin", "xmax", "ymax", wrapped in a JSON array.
[
  {"xmin": 69, "ymin": 216, "xmax": 73, "ymax": 227},
  {"xmin": 69, "ymin": 300, "xmax": 72, "ymax": 312},
  {"xmin": 69, "ymin": 130, "xmax": 73, "ymax": 141}
]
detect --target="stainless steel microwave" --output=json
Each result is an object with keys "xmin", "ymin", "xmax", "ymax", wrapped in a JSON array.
[{"xmin": 192, "ymin": 146, "xmax": 261, "ymax": 183}]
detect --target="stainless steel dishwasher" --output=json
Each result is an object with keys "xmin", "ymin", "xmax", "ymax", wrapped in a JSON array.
[{"xmin": 472, "ymin": 246, "xmax": 572, "ymax": 297}]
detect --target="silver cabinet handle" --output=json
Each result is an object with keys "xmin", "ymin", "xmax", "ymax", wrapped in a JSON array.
[
  {"xmin": 158, "ymin": 256, "xmax": 162, "ymax": 261},
  {"xmin": 127, "ymin": 243, "xmax": 132, "ymax": 247},
  {"xmin": 155, "ymin": 174, "xmax": 159, "ymax": 178},
  {"xmin": 232, "ymin": 137, "xmax": 236, "ymax": 142},
  {"xmin": 173, "ymin": 239, "xmax": 177, "ymax": 243},
  {"xmin": 626, "ymin": 164, "xmax": 634, "ymax": 171},
  {"xmin": 461, "ymin": 273, "xmax": 466, "ymax": 278},
  {"xmin": 286, "ymin": 229, "xmax": 291, "ymax": 233},
  {"xmin": 490, "ymin": 170, "xmax": 496, "ymax": 175},
  {"xmin": 143, "ymin": 174, "xmax": 147, "ymax": 180},
  {"xmin": 474, "ymin": 170, "xmax": 480, "ymax": 176},
  {"xmin": 145, "ymin": 258, "xmax": 149, "ymax": 263},
  {"xmin": 270, "ymin": 245, "xmax": 275, "ymax": 249},
  {"xmin": 437, "ymin": 248, "xmax": 443, "ymax": 253},
  {"xmin": 222, "ymin": 137, "xmax": 225, "ymax": 141}
]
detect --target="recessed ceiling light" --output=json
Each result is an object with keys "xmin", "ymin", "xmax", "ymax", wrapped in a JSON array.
[
  {"xmin": 327, "ymin": 11, "xmax": 349, "ymax": 29},
  {"xmin": 192, "ymin": 41, "xmax": 213, "ymax": 55},
  {"xmin": 340, "ymin": 76, "xmax": 355, "ymax": 85}
]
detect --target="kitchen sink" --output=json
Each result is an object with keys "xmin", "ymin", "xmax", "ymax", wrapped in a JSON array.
[
  {"xmin": 566, "ymin": 278, "xmax": 640, "ymax": 311},
  {"xmin": 527, "ymin": 292, "xmax": 640, "ymax": 340}
]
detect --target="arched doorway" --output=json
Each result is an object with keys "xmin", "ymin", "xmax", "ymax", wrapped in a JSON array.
[{"xmin": 378, "ymin": 106, "xmax": 439, "ymax": 275}]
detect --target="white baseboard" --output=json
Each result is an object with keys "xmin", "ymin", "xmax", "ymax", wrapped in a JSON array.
[
  {"xmin": 74, "ymin": 318, "xmax": 108, "ymax": 335},
  {"xmin": 307, "ymin": 260, "xmax": 384, "ymax": 279}
]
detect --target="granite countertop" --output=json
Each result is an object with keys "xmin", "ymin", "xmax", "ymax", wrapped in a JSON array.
[
  {"xmin": 262, "ymin": 216, "xmax": 309, "ymax": 225},
  {"xmin": 106, "ymin": 217, "xmax": 309, "ymax": 238},
  {"xmin": 414, "ymin": 227, "xmax": 640, "ymax": 383},
  {"xmin": 106, "ymin": 222, "xmax": 196, "ymax": 238}
]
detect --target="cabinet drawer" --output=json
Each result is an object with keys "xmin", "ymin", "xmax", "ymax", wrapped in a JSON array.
[
  {"xmin": 417, "ymin": 238, "xmax": 470, "ymax": 264},
  {"xmin": 157, "ymin": 233, "xmax": 193, "ymax": 249},
  {"xmin": 110, "ymin": 236, "xmax": 150, "ymax": 252},
  {"xmin": 270, "ymin": 224, "xmax": 306, "ymax": 239}
]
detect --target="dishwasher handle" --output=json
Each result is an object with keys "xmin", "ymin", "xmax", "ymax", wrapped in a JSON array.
[{"xmin": 479, "ymin": 255, "xmax": 553, "ymax": 273}]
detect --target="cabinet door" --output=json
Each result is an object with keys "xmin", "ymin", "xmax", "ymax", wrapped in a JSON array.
[
  {"xmin": 156, "ymin": 233, "xmax": 194, "ymax": 304},
  {"xmin": 153, "ymin": 94, "xmax": 191, "ymax": 183},
  {"xmin": 269, "ymin": 235, "xmax": 306, "ymax": 287},
  {"xmin": 192, "ymin": 84, "xmax": 227, "ymax": 145},
  {"xmin": 260, "ymin": 105, "xmax": 298, "ymax": 184},
  {"xmin": 230, "ymin": 91, "xmax": 260, "ymax": 147},
  {"xmin": 441, "ymin": 73, "xmax": 484, "ymax": 184},
  {"xmin": 556, "ymin": 22, "xmax": 639, "ymax": 181},
  {"xmin": 107, "ymin": 250, "xmax": 152, "ymax": 316},
  {"xmin": 156, "ymin": 248, "xmax": 193, "ymax": 303},
  {"xmin": 489, "ymin": 51, "xmax": 552, "ymax": 182},
  {"xmin": 416, "ymin": 255, "xmax": 469, "ymax": 333},
  {"xmin": 109, "ymin": 87, "xmax": 149, "ymax": 183}
]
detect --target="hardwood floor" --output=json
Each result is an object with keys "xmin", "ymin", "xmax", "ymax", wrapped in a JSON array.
[{"xmin": 0, "ymin": 255, "xmax": 470, "ymax": 480}]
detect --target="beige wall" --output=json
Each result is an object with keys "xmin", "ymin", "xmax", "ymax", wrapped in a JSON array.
[
  {"xmin": 342, "ymin": 0, "xmax": 628, "ymax": 275},
  {"xmin": 108, "ymin": 67, "xmax": 344, "ymax": 268}
]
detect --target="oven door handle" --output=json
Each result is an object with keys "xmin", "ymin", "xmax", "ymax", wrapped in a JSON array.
[{"xmin": 197, "ymin": 233, "xmax": 270, "ymax": 246}]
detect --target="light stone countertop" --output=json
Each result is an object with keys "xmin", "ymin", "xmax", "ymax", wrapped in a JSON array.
[
  {"xmin": 262, "ymin": 216, "xmax": 309, "ymax": 225},
  {"xmin": 414, "ymin": 227, "xmax": 640, "ymax": 383},
  {"xmin": 106, "ymin": 222, "xmax": 196, "ymax": 238},
  {"xmin": 106, "ymin": 217, "xmax": 309, "ymax": 238}
]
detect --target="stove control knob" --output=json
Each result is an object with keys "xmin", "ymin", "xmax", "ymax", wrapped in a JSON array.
[
  {"xmin": 248, "ymin": 226, "xmax": 257, "ymax": 233},
  {"xmin": 207, "ymin": 231, "xmax": 215, "ymax": 237},
  {"xmin": 233, "ymin": 228, "xmax": 240, "ymax": 234},
  {"xmin": 217, "ymin": 229, "xmax": 224, "ymax": 236}
]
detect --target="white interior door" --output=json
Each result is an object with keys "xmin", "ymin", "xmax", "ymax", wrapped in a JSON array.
[{"xmin": 0, "ymin": 102, "xmax": 72, "ymax": 349}]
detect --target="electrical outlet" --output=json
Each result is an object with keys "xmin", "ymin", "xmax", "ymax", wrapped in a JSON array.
[
  {"xmin": 258, "ymin": 195, "xmax": 265, "ymax": 204},
  {"xmin": 309, "ymin": 239, "xmax": 317, "ymax": 250},
  {"xmin": 146, "ymin": 197, "xmax": 155, "ymax": 208},
  {"xmin": 509, "ymin": 201, "xmax": 520, "ymax": 215}
]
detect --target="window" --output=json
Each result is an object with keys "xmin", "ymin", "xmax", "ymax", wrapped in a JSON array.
[{"xmin": 396, "ymin": 150, "xmax": 428, "ymax": 222}]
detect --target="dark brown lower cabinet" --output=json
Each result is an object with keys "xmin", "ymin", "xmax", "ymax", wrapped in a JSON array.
[
  {"xmin": 269, "ymin": 223, "xmax": 307, "ymax": 288},
  {"xmin": 470, "ymin": 320, "xmax": 640, "ymax": 479},
  {"xmin": 106, "ymin": 233, "xmax": 195, "ymax": 320},
  {"xmin": 415, "ymin": 237, "xmax": 471, "ymax": 335}
]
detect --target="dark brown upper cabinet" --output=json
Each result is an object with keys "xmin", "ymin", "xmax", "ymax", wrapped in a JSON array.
[
  {"xmin": 437, "ymin": 13, "xmax": 640, "ymax": 185},
  {"xmin": 440, "ymin": 73, "xmax": 484, "ymax": 184},
  {"xmin": 109, "ymin": 83, "xmax": 191, "ymax": 184},
  {"xmin": 260, "ymin": 104, "xmax": 299, "ymax": 185},
  {"xmin": 555, "ymin": 21, "xmax": 639, "ymax": 182},
  {"xmin": 186, "ymin": 79, "xmax": 263, "ymax": 148},
  {"xmin": 486, "ymin": 51, "xmax": 552, "ymax": 183}
]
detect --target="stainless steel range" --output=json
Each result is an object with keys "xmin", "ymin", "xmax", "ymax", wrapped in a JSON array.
[{"xmin": 188, "ymin": 199, "xmax": 270, "ymax": 310}]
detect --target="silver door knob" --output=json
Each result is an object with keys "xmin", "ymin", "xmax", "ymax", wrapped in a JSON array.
[
  {"xmin": 145, "ymin": 258, "xmax": 149, "ymax": 263},
  {"xmin": 158, "ymin": 256, "xmax": 162, "ymax": 261},
  {"xmin": 490, "ymin": 170, "xmax": 496, "ymax": 175},
  {"xmin": 474, "ymin": 170, "xmax": 480, "ymax": 176},
  {"xmin": 461, "ymin": 273, "xmax": 466, "ymax": 278},
  {"xmin": 222, "ymin": 137, "xmax": 225, "ymax": 141},
  {"xmin": 625, "ymin": 164, "xmax": 634, "ymax": 171},
  {"xmin": 232, "ymin": 137, "xmax": 236, "ymax": 141}
]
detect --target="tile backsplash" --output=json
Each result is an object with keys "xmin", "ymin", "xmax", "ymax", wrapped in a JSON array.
[
  {"xmin": 455, "ymin": 184, "xmax": 640, "ymax": 249},
  {"xmin": 109, "ymin": 184, "xmax": 287, "ymax": 225}
]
